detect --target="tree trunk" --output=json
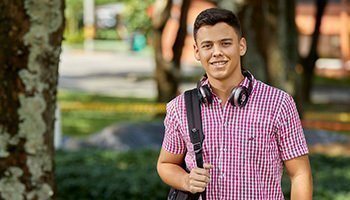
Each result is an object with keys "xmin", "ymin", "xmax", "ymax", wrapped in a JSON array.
[
  {"xmin": 233, "ymin": 0, "xmax": 298, "ymax": 93},
  {"xmin": 172, "ymin": 0, "xmax": 191, "ymax": 69},
  {"xmin": 0, "ymin": 0, "xmax": 65, "ymax": 199},
  {"xmin": 300, "ymin": 0, "xmax": 328, "ymax": 103},
  {"xmin": 152, "ymin": 0, "xmax": 175, "ymax": 103},
  {"xmin": 153, "ymin": 0, "xmax": 191, "ymax": 103}
]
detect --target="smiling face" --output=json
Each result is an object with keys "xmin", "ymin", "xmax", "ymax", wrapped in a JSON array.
[{"xmin": 194, "ymin": 22, "xmax": 247, "ymax": 85}]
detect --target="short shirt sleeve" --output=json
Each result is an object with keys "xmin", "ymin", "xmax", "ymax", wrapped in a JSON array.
[
  {"xmin": 276, "ymin": 94, "xmax": 309, "ymax": 161},
  {"xmin": 161, "ymin": 101, "xmax": 186, "ymax": 154}
]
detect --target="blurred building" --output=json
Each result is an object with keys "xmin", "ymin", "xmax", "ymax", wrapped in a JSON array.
[{"xmin": 95, "ymin": 3, "xmax": 124, "ymax": 29}]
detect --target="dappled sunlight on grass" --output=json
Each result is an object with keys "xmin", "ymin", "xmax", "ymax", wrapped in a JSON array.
[
  {"xmin": 58, "ymin": 90, "xmax": 162, "ymax": 137},
  {"xmin": 61, "ymin": 111, "xmax": 158, "ymax": 137}
]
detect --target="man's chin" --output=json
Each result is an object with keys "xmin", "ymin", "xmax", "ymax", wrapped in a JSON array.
[{"xmin": 207, "ymin": 73, "xmax": 227, "ymax": 81}]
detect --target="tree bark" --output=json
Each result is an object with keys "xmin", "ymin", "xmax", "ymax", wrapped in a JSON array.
[
  {"xmin": 0, "ymin": 0, "xmax": 65, "ymax": 199},
  {"xmin": 234, "ymin": 0, "xmax": 298, "ymax": 93},
  {"xmin": 153, "ymin": 0, "xmax": 192, "ymax": 103},
  {"xmin": 300, "ymin": 0, "xmax": 328, "ymax": 103},
  {"xmin": 172, "ymin": 0, "xmax": 191, "ymax": 69},
  {"xmin": 152, "ymin": 0, "xmax": 174, "ymax": 103}
]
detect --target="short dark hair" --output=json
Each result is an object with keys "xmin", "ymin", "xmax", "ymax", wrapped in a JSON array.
[{"xmin": 193, "ymin": 8, "xmax": 242, "ymax": 41}]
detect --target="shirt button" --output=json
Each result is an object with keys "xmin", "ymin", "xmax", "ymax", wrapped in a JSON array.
[{"xmin": 218, "ymin": 99, "xmax": 222, "ymax": 103}]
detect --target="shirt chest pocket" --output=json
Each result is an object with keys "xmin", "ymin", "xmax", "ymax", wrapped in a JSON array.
[{"xmin": 239, "ymin": 121, "xmax": 275, "ymax": 163}]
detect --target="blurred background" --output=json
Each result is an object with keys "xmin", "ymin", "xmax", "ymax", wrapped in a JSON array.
[
  {"xmin": 56, "ymin": 0, "xmax": 350, "ymax": 199},
  {"xmin": 1, "ymin": 0, "xmax": 349, "ymax": 199}
]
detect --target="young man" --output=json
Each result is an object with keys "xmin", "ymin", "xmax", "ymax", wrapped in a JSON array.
[{"xmin": 157, "ymin": 8, "xmax": 312, "ymax": 199}]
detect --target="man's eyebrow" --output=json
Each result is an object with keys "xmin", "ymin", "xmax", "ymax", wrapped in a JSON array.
[
  {"xmin": 221, "ymin": 38, "xmax": 233, "ymax": 42},
  {"xmin": 199, "ymin": 38, "xmax": 234, "ymax": 45},
  {"xmin": 200, "ymin": 40, "xmax": 212, "ymax": 45}
]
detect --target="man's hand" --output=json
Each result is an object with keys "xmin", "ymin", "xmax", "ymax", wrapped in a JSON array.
[{"xmin": 184, "ymin": 163, "xmax": 213, "ymax": 194}]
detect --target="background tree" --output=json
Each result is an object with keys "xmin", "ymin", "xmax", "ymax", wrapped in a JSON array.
[
  {"xmin": 64, "ymin": 0, "xmax": 84, "ymax": 43},
  {"xmin": 152, "ymin": 0, "xmax": 197, "ymax": 103},
  {"xmin": 221, "ymin": 0, "xmax": 329, "ymax": 109},
  {"xmin": 217, "ymin": 0, "xmax": 299, "ymax": 94},
  {"xmin": 0, "ymin": 0, "xmax": 65, "ymax": 199},
  {"xmin": 299, "ymin": 0, "xmax": 328, "ymax": 103},
  {"xmin": 123, "ymin": 0, "xmax": 155, "ymax": 38}
]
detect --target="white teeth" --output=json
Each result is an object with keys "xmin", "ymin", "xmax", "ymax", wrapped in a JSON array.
[{"xmin": 211, "ymin": 61, "xmax": 227, "ymax": 66}]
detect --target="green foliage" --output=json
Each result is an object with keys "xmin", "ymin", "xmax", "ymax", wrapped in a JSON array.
[
  {"xmin": 64, "ymin": 0, "xmax": 155, "ymax": 42},
  {"xmin": 95, "ymin": 29, "xmax": 119, "ymax": 40},
  {"xmin": 310, "ymin": 154, "xmax": 350, "ymax": 199},
  {"xmin": 58, "ymin": 90, "xmax": 154, "ymax": 104},
  {"xmin": 282, "ymin": 154, "xmax": 350, "ymax": 199},
  {"xmin": 122, "ymin": 0, "xmax": 154, "ymax": 37},
  {"xmin": 56, "ymin": 150, "xmax": 350, "ymax": 199},
  {"xmin": 314, "ymin": 75, "xmax": 350, "ymax": 88},
  {"xmin": 95, "ymin": 0, "xmax": 123, "ymax": 5},
  {"xmin": 55, "ymin": 149, "xmax": 168, "ymax": 200},
  {"xmin": 64, "ymin": 30, "xmax": 84, "ymax": 44},
  {"xmin": 64, "ymin": 0, "xmax": 84, "ymax": 43}
]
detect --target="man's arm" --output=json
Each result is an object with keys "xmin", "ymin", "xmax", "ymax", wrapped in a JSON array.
[
  {"xmin": 284, "ymin": 154, "xmax": 313, "ymax": 200},
  {"xmin": 157, "ymin": 148, "xmax": 212, "ymax": 193}
]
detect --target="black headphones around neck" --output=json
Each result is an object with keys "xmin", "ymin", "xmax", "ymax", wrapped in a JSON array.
[{"xmin": 197, "ymin": 70, "xmax": 253, "ymax": 107}]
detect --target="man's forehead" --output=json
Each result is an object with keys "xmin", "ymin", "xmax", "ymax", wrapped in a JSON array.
[{"xmin": 196, "ymin": 24, "xmax": 238, "ymax": 42}]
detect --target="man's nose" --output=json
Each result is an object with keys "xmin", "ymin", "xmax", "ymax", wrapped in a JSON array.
[{"xmin": 212, "ymin": 44, "xmax": 223, "ymax": 57}]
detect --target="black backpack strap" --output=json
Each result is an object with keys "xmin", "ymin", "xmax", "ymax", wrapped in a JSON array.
[{"xmin": 184, "ymin": 89, "xmax": 206, "ymax": 200}]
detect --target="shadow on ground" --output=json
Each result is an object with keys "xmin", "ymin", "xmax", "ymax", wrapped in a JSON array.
[{"xmin": 61, "ymin": 121, "xmax": 350, "ymax": 156}]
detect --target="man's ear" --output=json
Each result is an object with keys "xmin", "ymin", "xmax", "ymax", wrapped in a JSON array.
[
  {"xmin": 193, "ymin": 43, "xmax": 200, "ymax": 61},
  {"xmin": 239, "ymin": 37, "xmax": 247, "ymax": 56}
]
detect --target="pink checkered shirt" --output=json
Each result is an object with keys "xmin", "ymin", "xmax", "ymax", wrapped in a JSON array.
[{"xmin": 162, "ymin": 74, "xmax": 309, "ymax": 199}]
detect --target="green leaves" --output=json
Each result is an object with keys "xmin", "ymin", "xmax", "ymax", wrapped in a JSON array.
[
  {"xmin": 55, "ymin": 149, "xmax": 168, "ymax": 200},
  {"xmin": 56, "ymin": 149, "xmax": 350, "ymax": 199},
  {"xmin": 122, "ymin": 0, "xmax": 154, "ymax": 36}
]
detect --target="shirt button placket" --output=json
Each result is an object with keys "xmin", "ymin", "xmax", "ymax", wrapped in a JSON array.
[{"xmin": 218, "ymin": 98, "xmax": 227, "ymax": 200}]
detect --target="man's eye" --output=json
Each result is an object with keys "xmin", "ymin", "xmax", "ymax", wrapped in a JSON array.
[
  {"xmin": 222, "ymin": 42, "xmax": 231, "ymax": 46},
  {"xmin": 202, "ymin": 44, "xmax": 211, "ymax": 49}
]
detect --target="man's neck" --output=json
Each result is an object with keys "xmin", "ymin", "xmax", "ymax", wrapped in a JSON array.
[{"xmin": 208, "ymin": 74, "xmax": 244, "ymax": 106}]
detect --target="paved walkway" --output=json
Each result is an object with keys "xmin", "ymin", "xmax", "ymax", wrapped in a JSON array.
[
  {"xmin": 58, "ymin": 47, "xmax": 158, "ymax": 98},
  {"xmin": 59, "ymin": 47, "xmax": 350, "ymax": 103}
]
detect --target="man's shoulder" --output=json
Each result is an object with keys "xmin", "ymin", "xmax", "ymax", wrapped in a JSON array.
[
  {"xmin": 254, "ymin": 80, "xmax": 292, "ymax": 101},
  {"xmin": 166, "ymin": 91, "xmax": 186, "ymax": 113}
]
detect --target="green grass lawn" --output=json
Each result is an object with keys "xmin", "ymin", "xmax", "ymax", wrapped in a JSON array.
[
  {"xmin": 63, "ymin": 39, "xmax": 153, "ymax": 56},
  {"xmin": 314, "ymin": 75, "xmax": 350, "ymax": 88},
  {"xmin": 58, "ymin": 90, "xmax": 162, "ymax": 137}
]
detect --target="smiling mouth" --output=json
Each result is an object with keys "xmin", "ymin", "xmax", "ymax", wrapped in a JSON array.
[{"xmin": 210, "ymin": 61, "xmax": 228, "ymax": 67}]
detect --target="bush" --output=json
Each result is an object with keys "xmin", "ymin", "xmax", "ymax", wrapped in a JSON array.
[
  {"xmin": 282, "ymin": 154, "xmax": 350, "ymax": 200},
  {"xmin": 56, "ymin": 150, "xmax": 350, "ymax": 199},
  {"xmin": 95, "ymin": 29, "xmax": 119, "ymax": 40},
  {"xmin": 55, "ymin": 149, "xmax": 168, "ymax": 199}
]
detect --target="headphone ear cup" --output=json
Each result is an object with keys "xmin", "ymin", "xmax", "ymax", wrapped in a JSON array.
[
  {"xmin": 229, "ymin": 86, "xmax": 249, "ymax": 107},
  {"xmin": 198, "ymin": 85, "xmax": 212, "ymax": 105}
]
